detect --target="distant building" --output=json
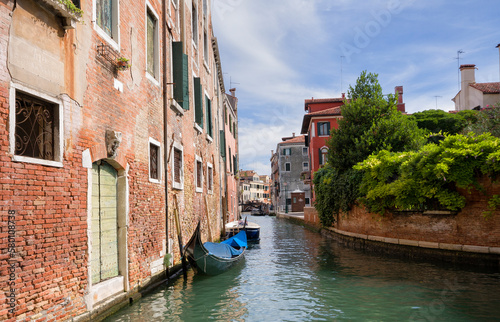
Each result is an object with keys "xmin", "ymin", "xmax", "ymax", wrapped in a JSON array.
[
  {"xmin": 239, "ymin": 170, "xmax": 270, "ymax": 204},
  {"xmin": 271, "ymin": 134, "xmax": 310, "ymax": 212},
  {"xmin": 452, "ymin": 64, "xmax": 500, "ymax": 110}
]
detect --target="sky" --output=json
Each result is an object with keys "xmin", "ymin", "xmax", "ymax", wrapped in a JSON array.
[{"xmin": 211, "ymin": 0, "xmax": 500, "ymax": 176}]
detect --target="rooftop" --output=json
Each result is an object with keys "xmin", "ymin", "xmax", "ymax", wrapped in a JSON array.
[{"xmin": 470, "ymin": 82, "xmax": 500, "ymax": 94}]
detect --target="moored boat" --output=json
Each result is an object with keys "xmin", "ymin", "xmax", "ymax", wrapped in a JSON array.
[
  {"xmin": 184, "ymin": 222, "xmax": 247, "ymax": 275},
  {"xmin": 225, "ymin": 218, "xmax": 260, "ymax": 242}
]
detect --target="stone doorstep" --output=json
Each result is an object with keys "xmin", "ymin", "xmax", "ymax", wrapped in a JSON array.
[{"xmin": 333, "ymin": 228, "xmax": 497, "ymax": 255}]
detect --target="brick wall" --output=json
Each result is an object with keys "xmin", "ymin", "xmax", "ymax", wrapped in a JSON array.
[{"xmin": 305, "ymin": 178, "xmax": 500, "ymax": 248}]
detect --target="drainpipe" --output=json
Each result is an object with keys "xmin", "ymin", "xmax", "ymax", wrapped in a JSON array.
[{"xmin": 162, "ymin": 0, "xmax": 170, "ymax": 279}]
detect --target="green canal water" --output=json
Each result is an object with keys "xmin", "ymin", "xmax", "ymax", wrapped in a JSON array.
[{"xmin": 106, "ymin": 216, "xmax": 500, "ymax": 321}]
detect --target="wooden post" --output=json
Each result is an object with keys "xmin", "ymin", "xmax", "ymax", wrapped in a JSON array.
[
  {"xmin": 204, "ymin": 195, "xmax": 213, "ymax": 242},
  {"xmin": 173, "ymin": 194, "xmax": 187, "ymax": 278}
]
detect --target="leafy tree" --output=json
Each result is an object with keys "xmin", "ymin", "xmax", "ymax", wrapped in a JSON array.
[
  {"xmin": 412, "ymin": 109, "xmax": 477, "ymax": 135},
  {"xmin": 313, "ymin": 71, "xmax": 426, "ymax": 225}
]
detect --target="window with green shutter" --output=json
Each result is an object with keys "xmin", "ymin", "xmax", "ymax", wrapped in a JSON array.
[
  {"xmin": 194, "ymin": 77, "xmax": 203, "ymax": 127},
  {"xmin": 172, "ymin": 42, "xmax": 189, "ymax": 109},
  {"xmin": 220, "ymin": 129, "xmax": 226, "ymax": 160},
  {"xmin": 205, "ymin": 95, "xmax": 212, "ymax": 138}
]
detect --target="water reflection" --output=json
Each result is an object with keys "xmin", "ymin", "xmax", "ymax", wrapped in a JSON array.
[{"xmin": 107, "ymin": 216, "xmax": 500, "ymax": 321}]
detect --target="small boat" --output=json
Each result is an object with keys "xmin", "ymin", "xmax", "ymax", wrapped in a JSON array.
[
  {"xmin": 184, "ymin": 222, "xmax": 247, "ymax": 275},
  {"xmin": 225, "ymin": 217, "xmax": 260, "ymax": 242}
]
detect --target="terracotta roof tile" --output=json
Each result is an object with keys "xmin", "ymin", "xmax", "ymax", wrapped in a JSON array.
[
  {"xmin": 279, "ymin": 135, "xmax": 305, "ymax": 144},
  {"xmin": 308, "ymin": 106, "xmax": 342, "ymax": 116},
  {"xmin": 470, "ymin": 82, "xmax": 500, "ymax": 94}
]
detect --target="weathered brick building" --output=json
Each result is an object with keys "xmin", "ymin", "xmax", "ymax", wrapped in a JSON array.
[{"xmin": 0, "ymin": 0, "xmax": 236, "ymax": 320}]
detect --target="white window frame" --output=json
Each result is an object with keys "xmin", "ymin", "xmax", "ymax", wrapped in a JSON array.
[
  {"xmin": 172, "ymin": 141, "xmax": 184, "ymax": 190},
  {"xmin": 9, "ymin": 82, "xmax": 64, "ymax": 168},
  {"xmin": 303, "ymin": 147, "xmax": 308, "ymax": 155},
  {"xmin": 148, "ymin": 137, "xmax": 161, "ymax": 183},
  {"xmin": 145, "ymin": 2, "xmax": 160, "ymax": 84},
  {"xmin": 320, "ymin": 147, "xmax": 329, "ymax": 166},
  {"xmin": 191, "ymin": 2, "xmax": 198, "ymax": 50},
  {"xmin": 93, "ymin": 0, "xmax": 120, "ymax": 51},
  {"xmin": 303, "ymin": 162, "xmax": 309, "ymax": 171},
  {"xmin": 207, "ymin": 162, "xmax": 213, "ymax": 194},
  {"xmin": 195, "ymin": 154, "xmax": 203, "ymax": 193}
]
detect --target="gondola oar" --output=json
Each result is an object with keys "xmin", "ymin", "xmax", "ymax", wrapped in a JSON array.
[{"xmin": 173, "ymin": 194, "xmax": 187, "ymax": 279}]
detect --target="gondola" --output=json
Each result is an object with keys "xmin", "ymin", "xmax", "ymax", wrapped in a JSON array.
[
  {"xmin": 225, "ymin": 217, "xmax": 260, "ymax": 242},
  {"xmin": 183, "ymin": 222, "xmax": 247, "ymax": 275}
]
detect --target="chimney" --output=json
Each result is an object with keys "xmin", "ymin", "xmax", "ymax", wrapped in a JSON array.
[
  {"xmin": 395, "ymin": 86, "xmax": 405, "ymax": 113},
  {"xmin": 292, "ymin": 133, "xmax": 295, "ymax": 138},
  {"xmin": 229, "ymin": 88, "xmax": 236, "ymax": 97},
  {"xmin": 341, "ymin": 93, "xmax": 345, "ymax": 99},
  {"xmin": 459, "ymin": 64, "xmax": 476, "ymax": 110}
]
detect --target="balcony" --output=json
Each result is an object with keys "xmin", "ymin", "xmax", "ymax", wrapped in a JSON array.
[{"xmin": 38, "ymin": 0, "xmax": 82, "ymax": 30}]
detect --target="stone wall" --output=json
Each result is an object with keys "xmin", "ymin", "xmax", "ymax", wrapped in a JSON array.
[{"xmin": 304, "ymin": 179, "xmax": 500, "ymax": 248}]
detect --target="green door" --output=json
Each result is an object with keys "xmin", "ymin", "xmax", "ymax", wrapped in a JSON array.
[{"xmin": 91, "ymin": 161, "xmax": 119, "ymax": 284}]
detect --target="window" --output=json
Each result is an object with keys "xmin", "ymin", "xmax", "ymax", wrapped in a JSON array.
[
  {"xmin": 172, "ymin": 142, "xmax": 183, "ymax": 190},
  {"xmin": 220, "ymin": 129, "xmax": 226, "ymax": 159},
  {"xmin": 195, "ymin": 155, "xmax": 203, "ymax": 192},
  {"xmin": 207, "ymin": 162, "xmax": 213, "ymax": 193},
  {"xmin": 95, "ymin": 0, "xmax": 119, "ymax": 48},
  {"xmin": 194, "ymin": 77, "xmax": 203, "ymax": 130},
  {"xmin": 317, "ymin": 122, "xmax": 331, "ymax": 136},
  {"xmin": 192, "ymin": 3, "xmax": 198, "ymax": 48},
  {"xmin": 146, "ymin": 5, "xmax": 159, "ymax": 81},
  {"xmin": 319, "ymin": 147, "xmax": 329, "ymax": 165},
  {"xmin": 149, "ymin": 138, "xmax": 161, "ymax": 182},
  {"xmin": 205, "ymin": 95, "xmax": 212, "ymax": 138},
  {"xmin": 285, "ymin": 162, "xmax": 291, "ymax": 172},
  {"xmin": 282, "ymin": 148, "xmax": 291, "ymax": 156},
  {"xmin": 203, "ymin": 30, "xmax": 209, "ymax": 65},
  {"xmin": 10, "ymin": 85, "xmax": 63, "ymax": 167},
  {"xmin": 303, "ymin": 162, "xmax": 309, "ymax": 171},
  {"xmin": 303, "ymin": 147, "xmax": 308, "ymax": 155},
  {"xmin": 172, "ymin": 42, "xmax": 189, "ymax": 109},
  {"xmin": 233, "ymin": 154, "xmax": 237, "ymax": 175},
  {"xmin": 229, "ymin": 147, "xmax": 232, "ymax": 173},
  {"xmin": 305, "ymin": 198, "xmax": 310, "ymax": 205}
]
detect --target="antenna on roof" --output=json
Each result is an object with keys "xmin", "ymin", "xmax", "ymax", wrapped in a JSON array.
[
  {"xmin": 456, "ymin": 50, "xmax": 465, "ymax": 90},
  {"xmin": 340, "ymin": 55, "xmax": 345, "ymax": 95},
  {"xmin": 434, "ymin": 95, "xmax": 442, "ymax": 109},
  {"xmin": 230, "ymin": 76, "xmax": 240, "ymax": 89}
]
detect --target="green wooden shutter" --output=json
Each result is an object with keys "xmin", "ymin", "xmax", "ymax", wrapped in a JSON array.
[
  {"xmin": 318, "ymin": 148, "xmax": 322, "ymax": 165},
  {"xmin": 220, "ymin": 129, "xmax": 226, "ymax": 160},
  {"xmin": 194, "ymin": 77, "xmax": 203, "ymax": 127},
  {"xmin": 173, "ymin": 42, "xmax": 189, "ymax": 110},
  {"xmin": 206, "ymin": 96, "xmax": 212, "ymax": 137},
  {"xmin": 327, "ymin": 122, "xmax": 331, "ymax": 135}
]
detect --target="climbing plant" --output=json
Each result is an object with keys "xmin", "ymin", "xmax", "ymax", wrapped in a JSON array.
[{"xmin": 355, "ymin": 132, "xmax": 500, "ymax": 214}]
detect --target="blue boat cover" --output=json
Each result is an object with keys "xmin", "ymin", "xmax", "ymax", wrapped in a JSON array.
[{"xmin": 203, "ymin": 231, "xmax": 247, "ymax": 259}]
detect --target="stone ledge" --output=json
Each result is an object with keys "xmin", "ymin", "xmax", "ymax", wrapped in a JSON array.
[
  {"xmin": 332, "ymin": 228, "xmax": 498, "ymax": 256},
  {"xmin": 463, "ymin": 245, "xmax": 490, "ymax": 253}
]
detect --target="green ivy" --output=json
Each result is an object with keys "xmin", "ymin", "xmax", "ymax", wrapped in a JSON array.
[{"xmin": 355, "ymin": 132, "xmax": 500, "ymax": 214}]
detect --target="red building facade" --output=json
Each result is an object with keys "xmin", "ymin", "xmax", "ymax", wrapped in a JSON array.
[{"xmin": 300, "ymin": 97, "xmax": 345, "ymax": 201}]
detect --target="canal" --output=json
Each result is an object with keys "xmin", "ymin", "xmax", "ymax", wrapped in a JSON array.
[{"xmin": 106, "ymin": 215, "xmax": 500, "ymax": 321}]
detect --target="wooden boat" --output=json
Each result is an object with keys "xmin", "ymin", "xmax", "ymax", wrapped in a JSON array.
[
  {"xmin": 184, "ymin": 222, "xmax": 247, "ymax": 275},
  {"xmin": 225, "ymin": 217, "xmax": 260, "ymax": 242}
]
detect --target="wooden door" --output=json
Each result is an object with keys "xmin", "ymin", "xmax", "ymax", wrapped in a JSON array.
[
  {"xmin": 91, "ymin": 161, "xmax": 119, "ymax": 284},
  {"xmin": 291, "ymin": 192, "xmax": 305, "ymax": 212}
]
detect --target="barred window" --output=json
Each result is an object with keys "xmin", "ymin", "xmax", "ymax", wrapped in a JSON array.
[
  {"xmin": 149, "ymin": 139, "xmax": 160, "ymax": 182},
  {"xmin": 173, "ymin": 145, "xmax": 183, "ymax": 190},
  {"xmin": 15, "ymin": 92, "xmax": 57, "ymax": 161},
  {"xmin": 195, "ymin": 156, "xmax": 203, "ymax": 192}
]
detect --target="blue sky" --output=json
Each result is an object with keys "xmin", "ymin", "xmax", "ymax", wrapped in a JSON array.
[{"xmin": 212, "ymin": 0, "xmax": 500, "ymax": 175}]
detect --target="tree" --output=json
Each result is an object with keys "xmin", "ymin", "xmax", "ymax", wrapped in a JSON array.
[
  {"xmin": 463, "ymin": 106, "xmax": 500, "ymax": 138},
  {"xmin": 314, "ymin": 71, "xmax": 426, "ymax": 226},
  {"xmin": 412, "ymin": 109, "xmax": 477, "ymax": 135}
]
